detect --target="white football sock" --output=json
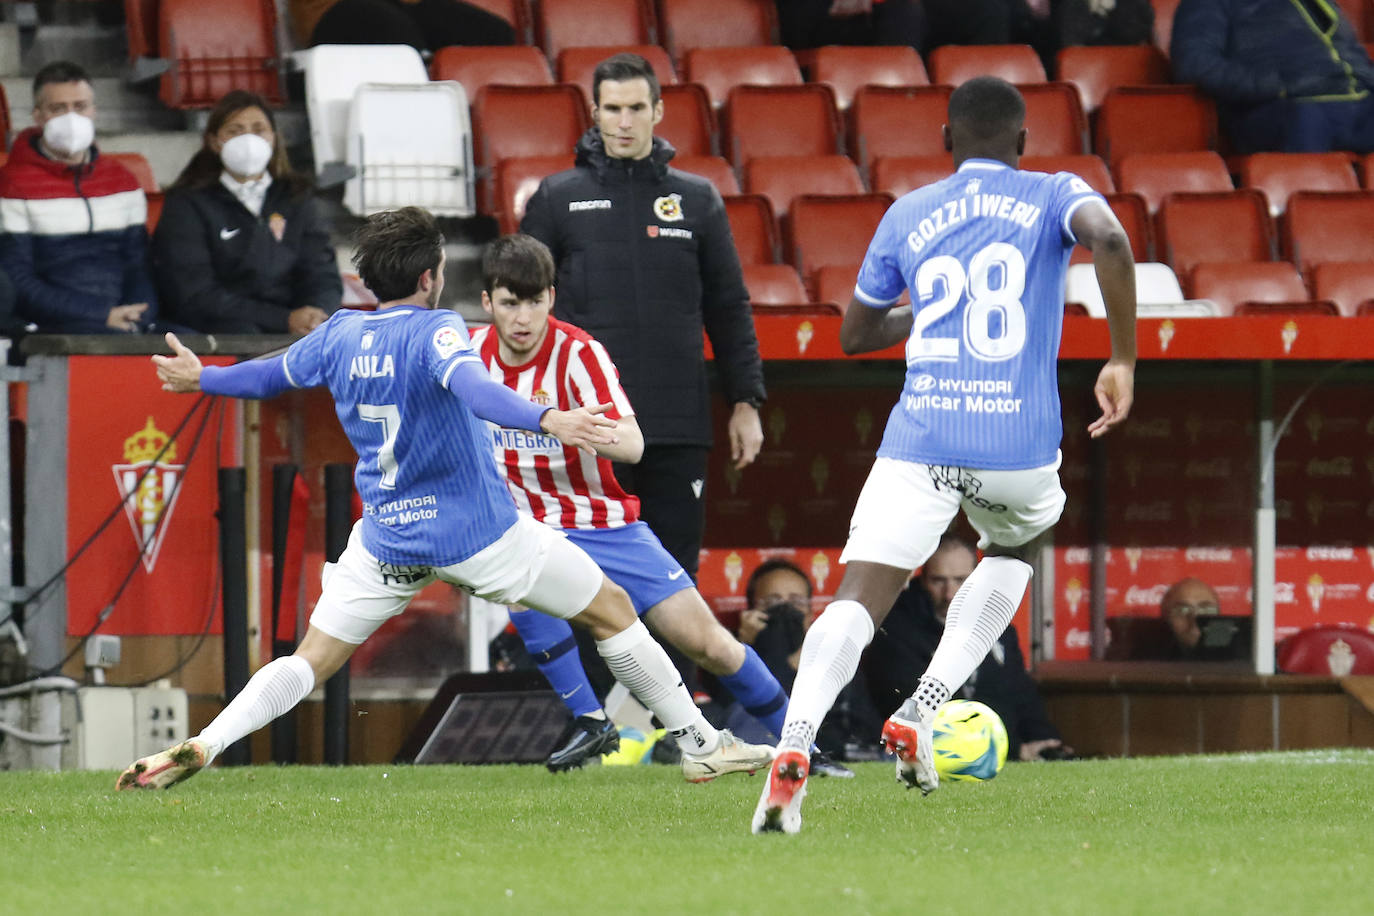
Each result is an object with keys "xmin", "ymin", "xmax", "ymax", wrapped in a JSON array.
[
  {"xmin": 196, "ymin": 655, "xmax": 315, "ymax": 764},
  {"xmin": 923, "ymin": 555, "xmax": 1033, "ymax": 708},
  {"xmin": 777, "ymin": 600, "xmax": 875, "ymax": 754},
  {"xmin": 596, "ymin": 620, "xmax": 719, "ymax": 756}
]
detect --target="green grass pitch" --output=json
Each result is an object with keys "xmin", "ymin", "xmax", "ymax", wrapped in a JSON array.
[{"xmin": 3, "ymin": 749, "xmax": 1371, "ymax": 915}]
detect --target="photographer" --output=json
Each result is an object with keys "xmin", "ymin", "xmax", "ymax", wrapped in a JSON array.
[
  {"xmin": 730, "ymin": 558, "xmax": 881, "ymax": 772},
  {"xmin": 862, "ymin": 535, "xmax": 1075, "ymax": 762}
]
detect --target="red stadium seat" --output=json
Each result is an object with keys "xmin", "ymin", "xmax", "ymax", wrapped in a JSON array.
[
  {"xmin": 1019, "ymin": 82, "xmax": 1089, "ymax": 156},
  {"xmin": 723, "ymin": 84, "xmax": 841, "ymax": 167},
  {"xmin": 850, "ymin": 85, "xmax": 952, "ymax": 175},
  {"xmin": 789, "ymin": 194, "xmax": 892, "ymax": 291},
  {"xmin": 158, "ymin": 0, "xmax": 283, "ymax": 109},
  {"xmin": 1335, "ymin": 0, "xmax": 1370, "ymax": 40},
  {"xmin": 537, "ymin": 0, "xmax": 653, "ymax": 60},
  {"xmin": 1156, "ymin": 189, "xmax": 1273, "ymax": 282},
  {"xmin": 724, "ymin": 193, "xmax": 779, "ymax": 264},
  {"xmin": 1361, "ymin": 152, "xmax": 1374, "ymax": 187},
  {"xmin": 1116, "ymin": 151, "xmax": 1233, "ymax": 215},
  {"xmin": 811, "ymin": 45, "xmax": 928, "ymax": 111},
  {"xmin": 871, "ymin": 155, "xmax": 953, "ymax": 198},
  {"xmin": 1096, "ymin": 86, "xmax": 1216, "ymax": 168},
  {"xmin": 473, "ymin": 85, "xmax": 590, "ymax": 210},
  {"xmin": 1284, "ymin": 191, "xmax": 1374, "ymax": 275},
  {"xmin": 494, "ymin": 154, "xmax": 573, "ymax": 234},
  {"xmin": 743, "ymin": 263, "xmax": 809, "ymax": 305},
  {"xmin": 125, "ymin": 0, "xmax": 159, "ymax": 61},
  {"xmin": 430, "ymin": 46, "xmax": 552, "ymax": 99},
  {"xmin": 813, "ymin": 264, "xmax": 909, "ymax": 309},
  {"xmin": 657, "ymin": 0, "xmax": 777, "ymax": 64},
  {"xmin": 659, "ymin": 82, "xmax": 715, "ymax": 157},
  {"xmin": 106, "ymin": 151, "xmax": 162, "ymax": 231},
  {"xmin": 1312, "ymin": 261, "xmax": 1374, "ymax": 317},
  {"xmin": 1055, "ymin": 44, "xmax": 1170, "ymax": 115},
  {"xmin": 558, "ymin": 46, "xmax": 677, "ymax": 105},
  {"xmin": 743, "ymin": 155, "xmax": 864, "ymax": 221},
  {"xmin": 1020, "ymin": 154, "xmax": 1115, "ymax": 194},
  {"xmin": 1071, "ymin": 191, "xmax": 1151, "ymax": 264},
  {"xmin": 1152, "ymin": 0, "xmax": 1182, "ymax": 52},
  {"xmin": 1239, "ymin": 152, "xmax": 1360, "ymax": 216},
  {"xmin": 1279, "ymin": 625, "xmax": 1374, "ymax": 675},
  {"xmin": 1189, "ymin": 261, "xmax": 1309, "ymax": 316},
  {"xmin": 927, "ymin": 44, "xmax": 1047, "ymax": 86},
  {"xmin": 673, "ymin": 154, "xmax": 740, "ymax": 195},
  {"xmin": 684, "ymin": 46, "xmax": 801, "ymax": 109}
]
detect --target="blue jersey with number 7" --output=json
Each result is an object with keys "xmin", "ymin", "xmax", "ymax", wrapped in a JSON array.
[
  {"xmin": 281, "ymin": 305, "xmax": 518, "ymax": 567},
  {"xmin": 855, "ymin": 158, "xmax": 1105, "ymax": 470}
]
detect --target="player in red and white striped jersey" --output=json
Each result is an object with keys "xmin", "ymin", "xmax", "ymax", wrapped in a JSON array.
[{"xmin": 472, "ymin": 235, "xmax": 800, "ymax": 779}]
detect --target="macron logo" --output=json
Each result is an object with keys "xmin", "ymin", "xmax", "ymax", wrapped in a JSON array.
[
  {"xmin": 569, "ymin": 199, "xmax": 612, "ymax": 212},
  {"xmin": 220, "ymin": 227, "xmax": 240, "ymax": 240}
]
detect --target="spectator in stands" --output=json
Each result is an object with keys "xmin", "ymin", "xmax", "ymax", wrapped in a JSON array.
[
  {"xmin": 292, "ymin": 0, "xmax": 514, "ymax": 50},
  {"xmin": 863, "ymin": 535, "xmax": 1074, "ymax": 762},
  {"xmin": 1159, "ymin": 576, "xmax": 1221, "ymax": 656},
  {"xmin": 728, "ymin": 558, "xmax": 879, "ymax": 771},
  {"xmin": 1171, "ymin": 0, "xmax": 1374, "ymax": 153},
  {"xmin": 153, "ymin": 90, "xmax": 340, "ymax": 335},
  {"xmin": 522, "ymin": 53, "xmax": 765, "ymax": 584},
  {"xmin": 775, "ymin": 0, "xmax": 927, "ymax": 53},
  {"xmin": 0, "ymin": 61, "xmax": 159, "ymax": 334}
]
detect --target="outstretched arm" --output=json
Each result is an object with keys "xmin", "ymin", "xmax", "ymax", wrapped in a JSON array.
[
  {"xmin": 1071, "ymin": 200, "xmax": 1137, "ymax": 438},
  {"xmin": 446, "ymin": 359, "xmax": 619, "ymax": 456},
  {"xmin": 152, "ymin": 332, "xmax": 292, "ymax": 398},
  {"xmin": 839, "ymin": 298, "xmax": 913, "ymax": 355}
]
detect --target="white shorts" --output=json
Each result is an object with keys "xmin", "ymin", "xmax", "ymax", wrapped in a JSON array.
[
  {"xmin": 839, "ymin": 453, "xmax": 1066, "ymax": 571},
  {"xmin": 309, "ymin": 517, "xmax": 604, "ymax": 645}
]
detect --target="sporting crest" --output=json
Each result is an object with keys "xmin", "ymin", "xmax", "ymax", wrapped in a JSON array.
[{"xmin": 112, "ymin": 416, "xmax": 184, "ymax": 573}]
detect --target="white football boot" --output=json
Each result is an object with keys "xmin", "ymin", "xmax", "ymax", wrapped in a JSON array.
[
  {"xmin": 751, "ymin": 749, "xmax": 810, "ymax": 834},
  {"xmin": 881, "ymin": 698, "xmax": 939, "ymax": 795},
  {"xmin": 681, "ymin": 729, "xmax": 774, "ymax": 783}
]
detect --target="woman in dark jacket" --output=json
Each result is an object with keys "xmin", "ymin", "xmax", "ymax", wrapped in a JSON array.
[{"xmin": 153, "ymin": 90, "xmax": 341, "ymax": 334}]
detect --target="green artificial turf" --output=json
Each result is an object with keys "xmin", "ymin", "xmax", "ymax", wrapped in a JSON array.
[{"xmin": 2, "ymin": 750, "xmax": 1370, "ymax": 915}]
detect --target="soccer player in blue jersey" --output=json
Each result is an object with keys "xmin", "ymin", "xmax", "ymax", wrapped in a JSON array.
[
  {"xmin": 753, "ymin": 77, "xmax": 1138, "ymax": 833},
  {"xmin": 472, "ymin": 234, "xmax": 836, "ymax": 779},
  {"xmin": 116, "ymin": 207, "xmax": 771, "ymax": 790}
]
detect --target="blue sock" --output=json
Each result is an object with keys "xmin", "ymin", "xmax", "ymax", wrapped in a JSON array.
[
  {"xmin": 719, "ymin": 645, "xmax": 789, "ymax": 738},
  {"xmin": 509, "ymin": 610, "xmax": 602, "ymax": 718}
]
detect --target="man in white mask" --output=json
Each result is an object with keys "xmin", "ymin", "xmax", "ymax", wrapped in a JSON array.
[{"xmin": 0, "ymin": 60, "xmax": 160, "ymax": 334}]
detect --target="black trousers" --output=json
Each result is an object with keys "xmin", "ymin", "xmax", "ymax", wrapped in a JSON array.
[{"xmin": 311, "ymin": 0, "xmax": 515, "ymax": 50}]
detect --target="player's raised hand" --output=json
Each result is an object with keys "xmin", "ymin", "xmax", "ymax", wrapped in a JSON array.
[
  {"xmin": 1088, "ymin": 359, "xmax": 1134, "ymax": 438},
  {"xmin": 541, "ymin": 402, "xmax": 619, "ymax": 455},
  {"xmin": 151, "ymin": 332, "xmax": 204, "ymax": 393}
]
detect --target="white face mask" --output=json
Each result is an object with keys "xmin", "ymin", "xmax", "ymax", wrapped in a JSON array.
[
  {"xmin": 42, "ymin": 111, "xmax": 95, "ymax": 158},
  {"xmin": 220, "ymin": 132, "xmax": 274, "ymax": 178}
]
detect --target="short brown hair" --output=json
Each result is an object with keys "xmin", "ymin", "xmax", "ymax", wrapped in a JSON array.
[
  {"xmin": 592, "ymin": 52, "xmax": 661, "ymax": 106},
  {"xmin": 351, "ymin": 207, "xmax": 445, "ymax": 303},
  {"xmin": 481, "ymin": 234, "xmax": 556, "ymax": 301}
]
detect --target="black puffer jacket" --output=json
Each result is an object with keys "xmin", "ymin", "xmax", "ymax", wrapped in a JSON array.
[
  {"xmin": 153, "ymin": 178, "xmax": 341, "ymax": 334},
  {"xmin": 521, "ymin": 129, "xmax": 764, "ymax": 446},
  {"xmin": 1171, "ymin": 0, "xmax": 1374, "ymax": 103}
]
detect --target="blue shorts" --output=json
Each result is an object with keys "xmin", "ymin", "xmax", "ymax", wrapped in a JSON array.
[{"xmin": 564, "ymin": 522, "xmax": 692, "ymax": 616}]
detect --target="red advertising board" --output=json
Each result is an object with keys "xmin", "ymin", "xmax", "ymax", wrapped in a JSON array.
[{"xmin": 64, "ymin": 356, "xmax": 238, "ymax": 636}]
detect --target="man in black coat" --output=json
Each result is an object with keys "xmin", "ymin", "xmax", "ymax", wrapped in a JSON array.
[
  {"xmin": 521, "ymin": 52, "xmax": 765, "ymax": 584},
  {"xmin": 1171, "ymin": 0, "xmax": 1374, "ymax": 154},
  {"xmin": 863, "ymin": 534, "xmax": 1073, "ymax": 761}
]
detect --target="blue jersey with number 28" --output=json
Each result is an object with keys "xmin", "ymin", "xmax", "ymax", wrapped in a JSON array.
[
  {"xmin": 855, "ymin": 158, "xmax": 1105, "ymax": 470},
  {"xmin": 282, "ymin": 305, "xmax": 518, "ymax": 567}
]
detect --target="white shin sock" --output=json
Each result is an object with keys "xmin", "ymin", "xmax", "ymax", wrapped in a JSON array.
[
  {"xmin": 196, "ymin": 655, "xmax": 316, "ymax": 764},
  {"xmin": 596, "ymin": 620, "xmax": 718, "ymax": 756},
  {"xmin": 923, "ymin": 555, "xmax": 1033, "ymax": 705},
  {"xmin": 777, "ymin": 600, "xmax": 875, "ymax": 754}
]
